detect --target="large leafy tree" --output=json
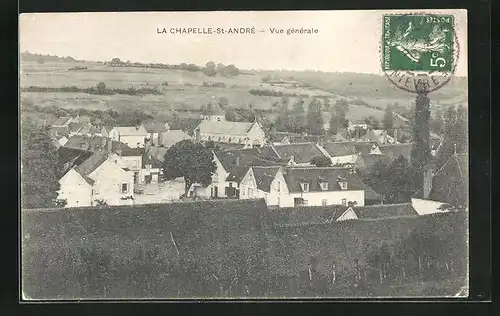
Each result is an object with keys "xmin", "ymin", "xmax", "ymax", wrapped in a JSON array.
[
  {"xmin": 162, "ymin": 140, "xmax": 217, "ymax": 196},
  {"xmin": 437, "ymin": 105, "xmax": 467, "ymax": 168},
  {"xmin": 21, "ymin": 119, "xmax": 61, "ymax": 208}
]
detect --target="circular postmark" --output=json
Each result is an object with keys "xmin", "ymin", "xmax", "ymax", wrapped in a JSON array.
[{"xmin": 381, "ymin": 13, "xmax": 460, "ymax": 94}]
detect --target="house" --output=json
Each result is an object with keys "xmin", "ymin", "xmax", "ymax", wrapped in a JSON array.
[
  {"xmin": 194, "ymin": 115, "xmax": 267, "ymax": 148},
  {"xmin": 108, "ymin": 125, "xmax": 148, "ymax": 148},
  {"xmin": 270, "ymin": 205, "xmax": 358, "ymax": 228},
  {"xmin": 230, "ymin": 166, "xmax": 289, "ymax": 207},
  {"xmin": 334, "ymin": 128, "xmax": 351, "ymax": 142},
  {"xmin": 108, "ymin": 146, "xmax": 144, "ymax": 183},
  {"xmin": 261, "ymin": 143, "xmax": 330, "ymax": 166},
  {"xmin": 142, "ymin": 121, "xmax": 170, "ymax": 145},
  {"xmin": 68, "ymin": 122, "xmax": 100, "ymax": 137},
  {"xmin": 188, "ymin": 150, "xmax": 229, "ymax": 198},
  {"xmin": 58, "ymin": 151, "xmax": 135, "ymax": 207},
  {"xmin": 49, "ymin": 116, "xmax": 79, "ymax": 137},
  {"xmin": 378, "ymin": 143, "xmax": 413, "ymax": 162},
  {"xmin": 139, "ymin": 154, "xmax": 163, "ymax": 184},
  {"xmin": 347, "ymin": 119, "xmax": 369, "ymax": 132},
  {"xmin": 361, "ymin": 129, "xmax": 396, "ymax": 145},
  {"xmin": 412, "ymin": 152, "xmax": 468, "ymax": 209},
  {"xmin": 322, "ymin": 142, "xmax": 358, "ymax": 166},
  {"xmin": 352, "ymin": 203, "xmax": 419, "ymax": 220},
  {"xmin": 281, "ymin": 167, "xmax": 367, "ymax": 207},
  {"xmin": 101, "ymin": 126, "xmax": 114, "ymax": 138},
  {"xmin": 160, "ymin": 130, "xmax": 193, "ymax": 148}
]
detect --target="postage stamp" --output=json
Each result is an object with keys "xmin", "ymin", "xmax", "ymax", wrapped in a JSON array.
[{"xmin": 382, "ymin": 13, "xmax": 459, "ymax": 93}]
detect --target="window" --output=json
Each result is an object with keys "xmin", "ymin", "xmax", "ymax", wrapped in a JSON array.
[
  {"xmin": 341, "ymin": 198, "xmax": 347, "ymax": 206},
  {"xmin": 322, "ymin": 199, "xmax": 327, "ymax": 206},
  {"xmin": 248, "ymin": 188, "xmax": 254, "ymax": 198},
  {"xmin": 121, "ymin": 183, "xmax": 128, "ymax": 193},
  {"xmin": 339, "ymin": 181, "xmax": 348, "ymax": 190},
  {"xmin": 277, "ymin": 181, "xmax": 281, "ymax": 192},
  {"xmin": 320, "ymin": 182, "xmax": 328, "ymax": 190},
  {"xmin": 301, "ymin": 183, "xmax": 309, "ymax": 192},
  {"xmin": 217, "ymin": 117, "xmax": 221, "ymax": 121}
]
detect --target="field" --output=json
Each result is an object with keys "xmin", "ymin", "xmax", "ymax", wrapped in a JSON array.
[
  {"xmin": 20, "ymin": 61, "xmax": 468, "ymax": 123},
  {"xmin": 21, "ymin": 200, "xmax": 467, "ymax": 299}
]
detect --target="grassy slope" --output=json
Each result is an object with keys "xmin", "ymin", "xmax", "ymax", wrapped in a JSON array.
[{"xmin": 21, "ymin": 201, "xmax": 467, "ymax": 299}]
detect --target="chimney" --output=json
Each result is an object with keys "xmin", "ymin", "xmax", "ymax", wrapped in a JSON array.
[
  {"xmin": 195, "ymin": 128, "xmax": 201, "ymax": 141},
  {"xmin": 107, "ymin": 138, "xmax": 112, "ymax": 155},
  {"xmin": 235, "ymin": 156, "xmax": 240, "ymax": 166},
  {"xmin": 423, "ymin": 164, "xmax": 434, "ymax": 199},
  {"xmin": 84, "ymin": 136, "xmax": 89, "ymax": 150}
]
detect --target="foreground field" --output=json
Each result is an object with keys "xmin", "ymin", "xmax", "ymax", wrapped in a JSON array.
[{"xmin": 22, "ymin": 200, "xmax": 467, "ymax": 299}]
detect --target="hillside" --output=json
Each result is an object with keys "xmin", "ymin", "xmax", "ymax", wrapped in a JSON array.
[
  {"xmin": 20, "ymin": 55, "xmax": 467, "ymax": 124},
  {"xmin": 22, "ymin": 200, "xmax": 467, "ymax": 299}
]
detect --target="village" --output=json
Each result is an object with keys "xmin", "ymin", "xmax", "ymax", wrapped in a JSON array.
[{"xmin": 43, "ymin": 95, "xmax": 465, "ymax": 221}]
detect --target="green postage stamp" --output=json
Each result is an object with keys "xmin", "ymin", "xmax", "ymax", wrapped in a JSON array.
[{"xmin": 382, "ymin": 14, "xmax": 455, "ymax": 72}]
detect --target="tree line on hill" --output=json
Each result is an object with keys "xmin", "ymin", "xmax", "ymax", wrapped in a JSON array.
[
  {"xmin": 22, "ymin": 82, "xmax": 163, "ymax": 96},
  {"xmin": 21, "ymin": 51, "xmax": 80, "ymax": 63},
  {"xmin": 105, "ymin": 58, "xmax": 241, "ymax": 77}
]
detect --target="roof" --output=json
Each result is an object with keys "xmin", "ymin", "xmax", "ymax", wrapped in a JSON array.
[
  {"xmin": 196, "ymin": 120, "xmax": 254, "ymax": 136},
  {"xmin": 252, "ymin": 166, "xmax": 281, "ymax": 192},
  {"xmin": 51, "ymin": 116, "xmax": 72, "ymax": 127},
  {"xmin": 167, "ymin": 118, "xmax": 202, "ymax": 134},
  {"xmin": 208, "ymin": 142, "xmax": 247, "ymax": 150},
  {"xmin": 225, "ymin": 166, "xmax": 251, "ymax": 183},
  {"xmin": 119, "ymin": 146, "xmax": 144, "ymax": 157},
  {"xmin": 353, "ymin": 203, "xmax": 419, "ymax": 220},
  {"xmin": 74, "ymin": 151, "xmax": 109, "ymax": 176},
  {"xmin": 267, "ymin": 143, "xmax": 328, "ymax": 164},
  {"xmin": 426, "ymin": 153, "xmax": 468, "ymax": 205},
  {"xmin": 271, "ymin": 205, "xmax": 351, "ymax": 228},
  {"xmin": 354, "ymin": 142, "xmax": 377, "ymax": 154},
  {"xmin": 215, "ymin": 148, "xmax": 263, "ymax": 173},
  {"xmin": 378, "ymin": 143, "xmax": 413, "ymax": 162},
  {"xmin": 355, "ymin": 154, "xmax": 392, "ymax": 172},
  {"xmin": 161, "ymin": 130, "xmax": 193, "ymax": 148},
  {"xmin": 68, "ymin": 122, "xmax": 84, "ymax": 133},
  {"xmin": 142, "ymin": 121, "xmax": 168, "ymax": 133},
  {"xmin": 147, "ymin": 146, "xmax": 168, "ymax": 162},
  {"xmin": 283, "ymin": 167, "xmax": 369, "ymax": 193},
  {"xmin": 323, "ymin": 142, "xmax": 357, "ymax": 157},
  {"xmin": 56, "ymin": 146, "xmax": 94, "ymax": 176},
  {"xmin": 143, "ymin": 154, "xmax": 163, "ymax": 168},
  {"xmin": 112, "ymin": 126, "xmax": 148, "ymax": 136}
]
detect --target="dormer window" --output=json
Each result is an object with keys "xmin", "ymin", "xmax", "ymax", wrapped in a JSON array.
[
  {"xmin": 319, "ymin": 182, "xmax": 328, "ymax": 191},
  {"xmin": 337, "ymin": 178, "xmax": 348, "ymax": 190},
  {"xmin": 301, "ymin": 182, "xmax": 309, "ymax": 192}
]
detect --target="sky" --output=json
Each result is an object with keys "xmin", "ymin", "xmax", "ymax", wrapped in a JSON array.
[{"xmin": 19, "ymin": 10, "xmax": 468, "ymax": 76}]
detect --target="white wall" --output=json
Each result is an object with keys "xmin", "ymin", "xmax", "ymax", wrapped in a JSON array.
[
  {"xmin": 411, "ymin": 198, "xmax": 448, "ymax": 215},
  {"xmin": 246, "ymin": 123, "xmax": 267, "ymax": 146},
  {"xmin": 119, "ymin": 135, "xmax": 146, "ymax": 148},
  {"xmin": 289, "ymin": 190, "xmax": 365, "ymax": 207},
  {"xmin": 89, "ymin": 159, "xmax": 134, "ymax": 206},
  {"xmin": 58, "ymin": 169, "xmax": 93, "ymax": 207},
  {"xmin": 265, "ymin": 170, "xmax": 292, "ymax": 207}
]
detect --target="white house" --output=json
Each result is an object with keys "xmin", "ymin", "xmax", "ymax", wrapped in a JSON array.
[
  {"xmin": 108, "ymin": 125, "xmax": 148, "ymax": 148},
  {"xmin": 188, "ymin": 151, "xmax": 229, "ymax": 198},
  {"xmin": 281, "ymin": 167, "xmax": 366, "ymax": 207},
  {"xmin": 57, "ymin": 151, "xmax": 135, "ymax": 207},
  {"xmin": 195, "ymin": 116, "xmax": 267, "ymax": 148},
  {"xmin": 231, "ymin": 166, "xmax": 290, "ymax": 207},
  {"xmin": 142, "ymin": 121, "xmax": 170, "ymax": 146},
  {"xmin": 108, "ymin": 147, "xmax": 143, "ymax": 183}
]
